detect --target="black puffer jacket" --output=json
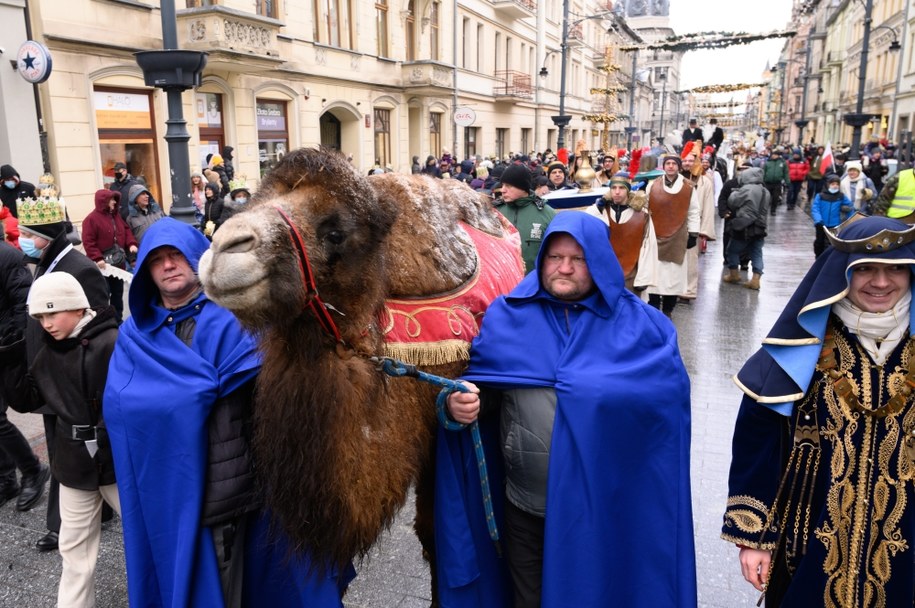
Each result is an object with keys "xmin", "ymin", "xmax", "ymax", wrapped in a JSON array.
[
  {"xmin": 1, "ymin": 307, "xmax": 119, "ymax": 489},
  {"xmin": 173, "ymin": 316, "xmax": 259, "ymax": 526},
  {"xmin": 0, "ymin": 242, "xmax": 31, "ymax": 341}
]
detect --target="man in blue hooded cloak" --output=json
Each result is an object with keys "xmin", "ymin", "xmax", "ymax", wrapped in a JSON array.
[
  {"xmin": 104, "ymin": 218, "xmax": 352, "ymax": 607},
  {"xmin": 434, "ymin": 211, "xmax": 697, "ymax": 607}
]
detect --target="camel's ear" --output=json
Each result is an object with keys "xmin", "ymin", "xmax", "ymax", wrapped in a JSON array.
[{"xmin": 370, "ymin": 186, "xmax": 400, "ymax": 239}]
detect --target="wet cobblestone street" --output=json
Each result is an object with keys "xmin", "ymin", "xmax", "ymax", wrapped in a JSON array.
[{"xmin": 0, "ymin": 205, "xmax": 818, "ymax": 607}]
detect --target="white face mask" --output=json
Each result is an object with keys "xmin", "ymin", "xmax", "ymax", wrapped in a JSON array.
[{"xmin": 828, "ymin": 186, "xmax": 840, "ymax": 194}]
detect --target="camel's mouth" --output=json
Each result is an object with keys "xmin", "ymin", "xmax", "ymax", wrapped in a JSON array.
[{"xmin": 198, "ymin": 248, "xmax": 271, "ymax": 305}]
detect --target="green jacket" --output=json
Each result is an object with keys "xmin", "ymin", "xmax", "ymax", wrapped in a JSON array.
[
  {"xmin": 497, "ymin": 194, "xmax": 556, "ymax": 272},
  {"xmin": 762, "ymin": 158, "xmax": 789, "ymax": 185}
]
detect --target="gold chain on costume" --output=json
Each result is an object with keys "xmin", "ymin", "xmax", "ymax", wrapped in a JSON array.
[{"xmin": 815, "ymin": 323, "xmax": 915, "ymax": 607}]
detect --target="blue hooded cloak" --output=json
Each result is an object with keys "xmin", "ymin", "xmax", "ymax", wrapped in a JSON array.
[
  {"xmin": 104, "ymin": 218, "xmax": 350, "ymax": 607},
  {"xmin": 434, "ymin": 211, "xmax": 697, "ymax": 607}
]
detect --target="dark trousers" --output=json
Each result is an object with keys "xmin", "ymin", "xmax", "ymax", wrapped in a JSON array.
[
  {"xmin": 786, "ymin": 181, "xmax": 803, "ymax": 208},
  {"xmin": 813, "ymin": 224, "xmax": 832, "ymax": 258},
  {"xmin": 43, "ymin": 414, "xmax": 60, "ymax": 532},
  {"xmin": 765, "ymin": 182, "xmax": 783, "ymax": 211},
  {"xmin": 504, "ymin": 501, "xmax": 545, "ymax": 608},
  {"xmin": 807, "ymin": 179, "xmax": 823, "ymax": 203},
  {"xmin": 106, "ymin": 275, "xmax": 124, "ymax": 323},
  {"xmin": 647, "ymin": 293, "xmax": 678, "ymax": 315},
  {"xmin": 0, "ymin": 400, "xmax": 40, "ymax": 482}
]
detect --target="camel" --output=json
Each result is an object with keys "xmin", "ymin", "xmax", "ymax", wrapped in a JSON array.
[{"xmin": 197, "ymin": 147, "xmax": 524, "ymax": 593}]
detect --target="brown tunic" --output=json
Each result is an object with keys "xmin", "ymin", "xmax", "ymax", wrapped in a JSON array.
[
  {"xmin": 649, "ymin": 178, "xmax": 692, "ymax": 265},
  {"xmin": 607, "ymin": 209, "xmax": 648, "ymax": 290}
]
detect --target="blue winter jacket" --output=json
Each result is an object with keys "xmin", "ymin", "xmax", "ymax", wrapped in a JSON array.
[{"xmin": 811, "ymin": 191, "xmax": 854, "ymax": 228}]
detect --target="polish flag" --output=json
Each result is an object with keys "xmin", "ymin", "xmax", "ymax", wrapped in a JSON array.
[{"xmin": 819, "ymin": 142, "xmax": 834, "ymax": 175}]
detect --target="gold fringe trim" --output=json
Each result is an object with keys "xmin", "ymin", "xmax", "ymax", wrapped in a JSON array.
[{"xmin": 383, "ymin": 339, "xmax": 471, "ymax": 367}]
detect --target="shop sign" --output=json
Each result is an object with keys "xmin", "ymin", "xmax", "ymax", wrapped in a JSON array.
[
  {"xmin": 94, "ymin": 91, "xmax": 152, "ymax": 130},
  {"xmin": 453, "ymin": 107, "xmax": 476, "ymax": 127},
  {"xmin": 257, "ymin": 102, "xmax": 286, "ymax": 131},
  {"xmin": 16, "ymin": 41, "xmax": 52, "ymax": 84}
]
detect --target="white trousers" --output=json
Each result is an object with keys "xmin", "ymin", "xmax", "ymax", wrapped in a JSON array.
[{"xmin": 57, "ymin": 483, "xmax": 121, "ymax": 608}]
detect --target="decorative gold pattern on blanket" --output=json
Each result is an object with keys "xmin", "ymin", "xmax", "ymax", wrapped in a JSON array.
[{"xmin": 381, "ymin": 221, "xmax": 524, "ymax": 366}]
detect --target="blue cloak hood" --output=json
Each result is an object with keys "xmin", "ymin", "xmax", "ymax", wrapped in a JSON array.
[
  {"xmin": 736, "ymin": 214, "xmax": 915, "ymax": 415},
  {"xmin": 434, "ymin": 211, "xmax": 697, "ymax": 607}
]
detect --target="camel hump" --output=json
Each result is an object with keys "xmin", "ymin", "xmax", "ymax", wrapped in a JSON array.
[{"xmin": 371, "ymin": 173, "xmax": 514, "ymax": 297}]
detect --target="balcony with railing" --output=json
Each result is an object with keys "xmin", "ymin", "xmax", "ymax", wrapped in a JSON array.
[
  {"xmin": 177, "ymin": 5, "xmax": 282, "ymax": 67},
  {"xmin": 493, "ymin": 70, "xmax": 533, "ymax": 100},
  {"xmin": 567, "ymin": 23, "xmax": 584, "ymax": 47},
  {"xmin": 491, "ymin": 0, "xmax": 536, "ymax": 20}
]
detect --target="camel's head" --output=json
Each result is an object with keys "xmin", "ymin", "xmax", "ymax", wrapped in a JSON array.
[{"xmin": 199, "ymin": 148, "xmax": 397, "ymax": 331}]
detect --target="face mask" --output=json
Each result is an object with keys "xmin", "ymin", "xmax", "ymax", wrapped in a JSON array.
[
  {"xmin": 19, "ymin": 237, "xmax": 41, "ymax": 258},
  {"xmin": 2, "ymin": 180, "xmax": 15, "ymax": 189},
  {"xmin": 828, "ymin": 186, "xmax": 840, "ymax": 194},
  {"xmin": 234, "ymin": 197, "xmax": 247, "ymax": 205}
]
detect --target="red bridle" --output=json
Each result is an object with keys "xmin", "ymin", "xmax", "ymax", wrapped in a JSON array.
[{"xmin": 274, "ymin": 205, "xmax": 344, "ymax": 344}]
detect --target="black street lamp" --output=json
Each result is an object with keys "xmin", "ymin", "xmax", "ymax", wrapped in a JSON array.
[
  {"xmin": 845, "ymin": 3, "xmax": 901, "ymax": 159},
  {"xmin": 134, "ymin": 0, "xmax": 207, "ymax": 224},
  {"xmin": 657, "ymin": 71, "xmax": 667, "ymax": 145}
]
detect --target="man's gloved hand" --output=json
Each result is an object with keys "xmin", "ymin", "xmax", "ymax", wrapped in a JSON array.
[
  {"xmin": 687, "ymin": 235, "xmax": 698, "ymax": 249},
  {"xmin": 815, "ymin": 222, "xmax": 824, "ymax": 230}
]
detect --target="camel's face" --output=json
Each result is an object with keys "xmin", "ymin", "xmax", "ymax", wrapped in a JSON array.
[{"xmin": 199, "ymin": 178, "xmax": 395, "ymax": 330}]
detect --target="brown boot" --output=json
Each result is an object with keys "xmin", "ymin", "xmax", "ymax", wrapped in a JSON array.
[
  {"xmin": 743, "ymin": 273, "xmax": 761, "ymax": 290},
  {"xmin": 722, "ymin": 268, "xmax": 741, "ymax": 283}
]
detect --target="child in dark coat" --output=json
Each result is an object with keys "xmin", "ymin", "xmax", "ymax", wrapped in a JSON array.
[{"xmin": 0, "ymin": 272, "xmax": 120, "ymax": 606}]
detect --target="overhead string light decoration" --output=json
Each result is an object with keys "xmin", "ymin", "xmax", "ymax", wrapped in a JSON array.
[
  {"xmin": 678, "ymin": 83, "xmax": 767, "ymax": 94},
  {"xmin": 619, "ymin": 29, "xmax": 796, "ymax": 53}
]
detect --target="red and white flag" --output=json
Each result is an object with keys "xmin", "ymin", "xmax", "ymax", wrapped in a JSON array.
[{"xmin": 819, "ymin": 142, "xmax": 834, "ymax": 175}]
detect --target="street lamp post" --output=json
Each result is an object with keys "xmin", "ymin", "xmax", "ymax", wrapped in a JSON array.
[
  {"xmin": 553, "ymin": 0, "xmax": 573, "ymax": 153},
  {"xmin": 134, "ymin": 0, "xmax": 207, "ymax": 223},
  {"xmin": 626, "ymin": 49, "xmax": 638, "ymax": 150},
  {"xmin": 794, "ymin": 36, "xmax": 813, "ymax": 145},
  {"xmin": 657, "ymin": 72, "xmax": 667, "ymax": 144},
  {"xmin": 846, "ymin": 0, "xmax": 875, "ymax": 161}
]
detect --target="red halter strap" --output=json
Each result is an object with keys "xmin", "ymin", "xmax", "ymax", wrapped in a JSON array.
[{"xmin": 274, "ymin": 205, "xmax": 343, "ymax": 344}]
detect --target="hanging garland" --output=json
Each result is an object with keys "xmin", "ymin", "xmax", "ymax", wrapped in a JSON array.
[
  {"xmin": 590, "ymin": 84, "xmax": 629, "ymax": 95},
  {"xmin": 619, "ymin": 29, "xmax": 796, "ymax": 53},
  {"xmin": 680, "ymin": 82, "xmax": 767, "ymax": 94},
  {"xmin": 583, "ymin": 113, "xmax": 629, "ymax": 124},
  {"xmin": 694, "ymin": 100, "xmax": 745, "ymax": 109}
]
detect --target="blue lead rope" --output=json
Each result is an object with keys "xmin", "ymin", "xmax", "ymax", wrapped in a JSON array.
[{"xmin": 372, "ymin": 357, "xmax": 501, "ymax": 553}]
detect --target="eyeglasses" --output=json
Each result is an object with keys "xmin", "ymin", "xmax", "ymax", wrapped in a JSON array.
[{"xmin": 544, "ymin": 254, "xmax": 587, "ymax": 268}]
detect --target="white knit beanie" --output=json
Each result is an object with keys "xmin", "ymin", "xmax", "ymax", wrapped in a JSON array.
[{"xmin": 27, "ymin": 272, "xmax": 90, "ymax": 318}]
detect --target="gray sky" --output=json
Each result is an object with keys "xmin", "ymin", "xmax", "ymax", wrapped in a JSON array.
[{"xmin": 670, "ymin": 0, "xmax": 795, "ymax": 90}]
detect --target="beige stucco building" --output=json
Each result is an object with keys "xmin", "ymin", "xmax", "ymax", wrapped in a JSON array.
[{"xmin": 1, "ymin": 0, "xmax": 669, "ymax": 221}]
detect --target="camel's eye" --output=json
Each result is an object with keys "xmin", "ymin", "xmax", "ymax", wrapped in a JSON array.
[{"xmin": 325, "ymin": 230, "xmax": 345, "ymax": 245}]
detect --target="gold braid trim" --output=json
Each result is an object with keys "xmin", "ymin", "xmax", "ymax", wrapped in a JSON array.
[
  {"xmin": 382, "ymin": 339, "xmax": 470, "ymax": 367},
  {"xmin": 721, "ymin": 532, "xmax": 778, "ymax": 552}
]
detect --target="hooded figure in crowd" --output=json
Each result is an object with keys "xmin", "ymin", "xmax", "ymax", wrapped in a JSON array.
[
  {"xmin": 103, "ymin": 218, "xmax": 355, "ymax": 607},
  {"xmin": 0, "ymin": 164, "xmax": 36, "ymax": 219}
]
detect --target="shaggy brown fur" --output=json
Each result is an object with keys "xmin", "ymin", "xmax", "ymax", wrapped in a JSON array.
[{"xmin": 198, "ymin": 147, "xmax": 520, "ymax": 584}]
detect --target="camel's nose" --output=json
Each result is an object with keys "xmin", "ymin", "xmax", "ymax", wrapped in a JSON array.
[{"xmin": 212, "ymin": 226, "xmax": 258, "ymax": 254}]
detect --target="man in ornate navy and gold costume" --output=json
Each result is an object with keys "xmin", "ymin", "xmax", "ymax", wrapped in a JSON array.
[{"xmin": 722, "ymin": 215, "xmax": 915, "ymax": 607}]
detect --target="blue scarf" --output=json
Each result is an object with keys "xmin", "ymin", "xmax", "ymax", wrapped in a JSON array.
[{"xmin": 435, "ymin": 212, "xmax": 697, "ymax": 607}]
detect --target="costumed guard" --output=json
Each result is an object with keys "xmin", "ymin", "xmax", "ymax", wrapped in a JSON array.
[
  {"xmin": 645, "ymin": 153, "xmax": 700, "ymax": 317},
  {"xmin": 104, "ymin": 219, "xmax": 352, "ymax": 607},
  {"xmin": 679, "ymin": 142, "xmax": 717, "ymax": 300},
  {"xmin": 584, "ymin": 162, "xmax": 659, "ymax": 294},
  {"xmin": 435, "ymin": 211, "xmax": 697, "ymax": 607},
  {"xmin": 723, "ymin": 215, "xmax": 915, "ymax": 607}
]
